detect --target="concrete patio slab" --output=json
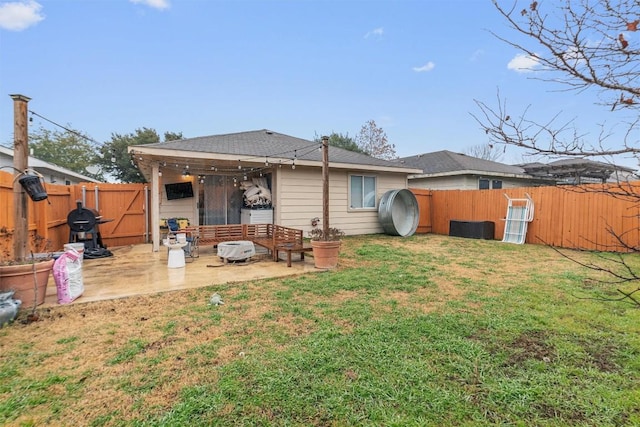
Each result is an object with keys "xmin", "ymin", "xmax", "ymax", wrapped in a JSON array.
[{"xmin": 42, "ymin": 243, "xmax": 315, "ymax": 306}]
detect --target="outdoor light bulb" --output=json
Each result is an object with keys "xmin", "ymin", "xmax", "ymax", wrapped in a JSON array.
[
  {"xmin": 111, "ymin": 157, "xmax": 116, "ymax": 163},
  {"xmin": 238, "ymin": 164, "xmax": 242, "ymax": 170},
  {"xmin": 243, "ymin": 175, "xmax": 247, "ymax": 181},
  {"xmin": 185, "ymin": 165, "xmax": 189, "ymax": 169},
  {"xmin": 292, "ymin": 164, "xmax": 296, "ymax": 170}
]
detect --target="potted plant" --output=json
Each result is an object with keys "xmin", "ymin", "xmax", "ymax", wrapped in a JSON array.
[
  {"xmin": 0, "ymin": 227, "xmax": 54, "ymax": 310},
  {"xmin": 308, "ymin": 227, "xmax": 344, "ymax": 269}
]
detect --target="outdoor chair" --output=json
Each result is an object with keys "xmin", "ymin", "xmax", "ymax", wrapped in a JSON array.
[{"xmin": 164, "ymin": 218, "xmax": 199, "ymax": 261}]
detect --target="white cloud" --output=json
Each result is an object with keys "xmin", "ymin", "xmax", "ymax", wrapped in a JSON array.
[
  {"xmin": 0, "ymin": 0, "xmax": 44, "ymax": 31},
  {"xmin": 364, "ymin": 27, "xmax": 383, "ymax": 39},
  {"xmin": 507, "ymin": 53, "xmax": 539, "ymax": 73},
  {"xmin": 412, "ymin": 61, "xmax": 435, "ymax": 72},
  {"xmin": 130, "ymin": 0, "xmax": 170, "ymax": 10}
]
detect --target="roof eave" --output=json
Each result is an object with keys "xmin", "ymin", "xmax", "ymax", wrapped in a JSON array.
[{"xmin": 408, "ymin": 169, "xmax": 550, "ymax": 180}]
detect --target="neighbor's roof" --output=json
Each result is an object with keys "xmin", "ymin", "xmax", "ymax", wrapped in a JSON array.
[
  {"xmin": 131, "ymin": 129, "xmax": 421, "ymax": 172},
  {"xmin": 398, "ymin": 150, "xmax": 529, "ymax": 177},
  {"xmin": 519, "ymin": 158, "xmax": 637, "ymax": 181},
  {"xmin": 0, "ymin": 146, "xmax": 101, "ymax": 183}
]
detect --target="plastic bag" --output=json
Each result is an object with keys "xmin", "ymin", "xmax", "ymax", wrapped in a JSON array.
[{"xmin": 53, "ymin": 248, "xmax": 84, "ymax": 304}]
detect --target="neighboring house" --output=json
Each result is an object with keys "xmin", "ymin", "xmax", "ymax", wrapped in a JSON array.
[
  {"xmin": 519, "ymin": 158, "xmax": 638, "ymax": 184},
  {"xmin": 399, "ymin": 150, "xmax": 553, "ymax": 190},
  {"xmin": 128, "ymin": 129, "xmax": 422, "ymax": 251},
  {"xmin": 0, "ymin": 146, "xmax": 100, "ymax": 185}
]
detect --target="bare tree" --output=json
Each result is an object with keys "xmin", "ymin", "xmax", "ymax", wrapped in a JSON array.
[
  {"xmin": 355, "ymin": 120, "xmax": 397, "ymax": 160},
  {"xmin": 475, "ymin": 0, "xmax": 640, "ymax": 162},
  {"xmin": 473, "ymin": 0, "xmax": 640, "ymax": 305},
  {"xmin": 463, "ymin": 143, "xmax": 505, "ymax": 162}
]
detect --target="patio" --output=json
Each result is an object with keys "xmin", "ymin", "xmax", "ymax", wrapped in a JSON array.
[{"xmin": 42, "ymin": 243, "xmax": 316, "ymax": 306}]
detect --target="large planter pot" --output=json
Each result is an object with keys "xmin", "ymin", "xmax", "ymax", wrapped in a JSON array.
[
  {"xmin": 310, "ymin": 240, "xmax": 341, "ymax": 269},
  {"xmin": 0, "ymin": 258, "xmax": 54, "ymax": 306}
]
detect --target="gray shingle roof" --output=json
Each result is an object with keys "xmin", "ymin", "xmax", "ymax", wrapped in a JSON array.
[
  {"xmin": 138, "ymin": 129, "xmax": 414, "ymax": 169},
  {"xmin": 398, "ymin": 150, "xmax": 526, "ymax": 175}
]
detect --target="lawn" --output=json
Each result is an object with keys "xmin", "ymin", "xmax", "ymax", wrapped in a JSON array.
[{"xmin": 1, "ymin": 234, "xmax": 639, "ymax": 426}]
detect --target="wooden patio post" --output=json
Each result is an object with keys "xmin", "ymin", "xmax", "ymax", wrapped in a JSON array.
[
  {"xmin": 321, "ymin": 135, "xmax": 329, "ymax": 236},
  {"xmin": 10, "ymin": 94, "xmax": 31, "ymax": 261}
]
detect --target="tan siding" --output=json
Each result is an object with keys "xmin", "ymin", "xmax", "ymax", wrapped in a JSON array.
[
  {"xmin": 275, "ymin": 166, "xmax": 410, "ymax": 236},
  {"xmin": 410, "ymin": 176, "xmax": 477, "ymax": 190},
  {"xmin": 159, "ymin": 171, "xmax": 198, "ymax": 225},
  {"xmin": 410, "ymin": 175, "xmax": 548, "ymax": 190}
]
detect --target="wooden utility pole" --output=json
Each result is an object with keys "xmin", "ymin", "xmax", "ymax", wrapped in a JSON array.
[
  {"xmin": 321, "ymin": 135, "xmax": 329, "ymax": 236},
  {"xmin": 11, "ymin": 94, "xmax": 30, "ymax": 261}
]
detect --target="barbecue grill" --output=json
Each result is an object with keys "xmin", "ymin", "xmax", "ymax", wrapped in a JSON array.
[{"xmin": 67, "ymin": 201, "xmax": 113, "ymax": 258}]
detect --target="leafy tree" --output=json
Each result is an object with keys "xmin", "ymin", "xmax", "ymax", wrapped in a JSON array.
[
  {"xmin": 355, "ymin": 120, "xmax": 397, "ymax": 160},
  {"xmin": 474, "ymin": 0, "xmax": 640, "ymax": 305},
  {"xmin": 97, "ymin": 128, "xmax": 181, "ymax": 183},
  {"xmin": 313, "ymin": 132, "xmax": 366, "ymax": 154},
  {"xmin": 463, "ymin": 143, "xmax": 504, "ymax": 162},
  {"xmin": 29, "ymin": 126, "xmax": 103, "ymax": 180},
  {"xmin": 164, "ymin": 131, "xmax": 183, "ymax": 142}
]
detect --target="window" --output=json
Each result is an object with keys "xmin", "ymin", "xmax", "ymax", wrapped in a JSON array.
[
  {"xmin": 479, "ymin": 178, "xmax": 502, "ymax": 189},
  {"xmin": 350, "ymin": 175, "xmax": 377, "ymax": 209}
]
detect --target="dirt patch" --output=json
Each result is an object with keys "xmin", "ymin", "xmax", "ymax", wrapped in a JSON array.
[{"xmin": 505, "ymin": 330, "xmax": 555, "ymax": 365}]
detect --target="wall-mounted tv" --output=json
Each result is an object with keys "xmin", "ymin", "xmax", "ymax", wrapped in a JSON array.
[{"xmin": 165, "ymin": 182, "xmax": 194, "ymax": 200}]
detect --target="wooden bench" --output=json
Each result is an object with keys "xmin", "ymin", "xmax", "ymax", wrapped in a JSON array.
[{"xmin": 184, "ymin": 223, "xmax": 309, "ymax": 266}]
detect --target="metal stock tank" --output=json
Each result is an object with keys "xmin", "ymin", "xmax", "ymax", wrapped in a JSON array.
[{"xmin": 378, "ymin": 189, "xmax": 419, "ymax": 237}]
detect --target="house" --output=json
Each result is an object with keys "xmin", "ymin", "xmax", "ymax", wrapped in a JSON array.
[
  {"xmin": 128, "ymin": 129, "xmax": 422, "ymax": 252},
  {"xmin": 399, "ymin": 150, "xmax": 553, "ymax": 190},
  {"xmin": 0, "ymin": 145, "xmax": 100, "ymax": 185}
]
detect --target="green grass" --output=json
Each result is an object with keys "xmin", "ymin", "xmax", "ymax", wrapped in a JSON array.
[{"xmin": 1, "ymin": 234, "xmax": 639, "ymax": 426}]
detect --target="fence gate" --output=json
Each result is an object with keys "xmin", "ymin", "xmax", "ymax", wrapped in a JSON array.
[
  {"xmin": 72, "ymin": 183, "xmax": 149, "ymax": 248},
  {"xmin": 410, "ymin": 188, "xmax": 432, "ymax": 234}
]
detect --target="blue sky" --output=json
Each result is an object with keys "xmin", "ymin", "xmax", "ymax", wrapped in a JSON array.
[{"xmin": 0, "ymin": 0, "xmax": 635, "ymax": 166}]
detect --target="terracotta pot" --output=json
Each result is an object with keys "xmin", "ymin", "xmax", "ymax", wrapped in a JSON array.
[
  {"xmin": 0, "ymin": 258, "xmax": 54, "ymax": 306},
  {"xmin": 310, "ymin": 240, "xmax": 341, "ymax": 269}
]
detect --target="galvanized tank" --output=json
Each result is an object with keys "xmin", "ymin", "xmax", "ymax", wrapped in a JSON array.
[{"xmin": 378, "ymin": 189, "xmax": 419, "ymax": 237}]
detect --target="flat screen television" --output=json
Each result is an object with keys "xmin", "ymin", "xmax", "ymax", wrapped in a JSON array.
[{"xmin": 165, "ymin": 182, "xmax": 194, "ymax": 200}]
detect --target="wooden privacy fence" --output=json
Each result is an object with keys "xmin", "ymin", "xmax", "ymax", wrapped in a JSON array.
[
  {"xmin": 3, "ymin": 170, "xmax": 638, "ymax": 255},
  {"xmin": 411, "ymin": 182, "xmax": 640, "ymax": 252},
  {"xmin": 0, "ymin": 170, "xmax": 149, "ymax": 257}
]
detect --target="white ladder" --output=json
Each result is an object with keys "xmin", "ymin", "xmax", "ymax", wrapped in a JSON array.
[{"xmin": 502, "ymin": 193, "xmax": 534, "ymax": 244}]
